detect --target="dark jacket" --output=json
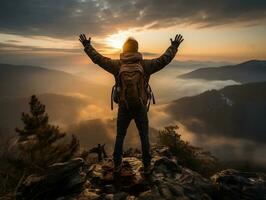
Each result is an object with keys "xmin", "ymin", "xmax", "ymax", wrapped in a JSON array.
[{"xmin": 84, "ymin": 44, "xmax": 178, "ymax": 81}]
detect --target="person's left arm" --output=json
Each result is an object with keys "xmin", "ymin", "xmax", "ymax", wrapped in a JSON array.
[{"xmin": 144, "ymin": 34, "xmax": 184, "ymax": 75}]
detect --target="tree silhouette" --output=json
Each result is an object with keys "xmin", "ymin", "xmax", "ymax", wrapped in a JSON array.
[
  {"xmin": 157, "ymin": 125, "xmax": 218, "ymax": 176},
  {"xmin": 15, "ymin": 95, "xmax": 79, "ymax": 171}
]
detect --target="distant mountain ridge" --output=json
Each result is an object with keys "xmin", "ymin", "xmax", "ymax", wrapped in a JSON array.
[
  {"xmin": 179, "ymin": 60, "xmax": 266, "ymax": 83},
  {"xmin": 0, "ymin": 63, "xmax": 107, "ymax": 98},
  {"xmin": 0, "ymin": 63, "xmax": 110, "ymax": 133},
  {"xmin": 166, "ymin": 81, "xmax": 266, "ymax": 143}
]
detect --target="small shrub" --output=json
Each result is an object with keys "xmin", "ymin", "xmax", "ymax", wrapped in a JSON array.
[{"xmin": 157, "ymin": 125, "xmax": 218, "ymax": 176}]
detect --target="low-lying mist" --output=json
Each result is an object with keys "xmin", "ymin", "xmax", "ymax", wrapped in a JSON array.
[{"xmin": 0, "ymin": 61, "xmax": 263, "ymax": 169}]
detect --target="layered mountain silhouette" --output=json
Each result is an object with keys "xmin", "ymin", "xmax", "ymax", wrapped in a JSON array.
[
  {"xmin": 1, "ymin": 61, "xmax": 266, "ymax": 167},
  {"xmin": 0, "ymin": 63, "xmax": 107, "ymax": 97},
  {"xmin": 166, "ymin": 81, "xmax": 266, "ymax": 143},
  {"xmin": 0, "ymin": 63, "xmax": 110, "ymax": 133},
  {"xmin": 179, "ymin": 60, "xmax": 266, "ymax": 83},
  {"xmin": 0, "ymin": 93, "xmax": 91, "ymax": 132}
]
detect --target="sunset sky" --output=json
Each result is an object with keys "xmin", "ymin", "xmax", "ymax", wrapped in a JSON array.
[
  {"xmin": 0, "ymin": 0, "xmax": 266, "ymax": 70},
  {"xmin": 1, "ymin": 0, "xmax": 266, "ymax": 167}
]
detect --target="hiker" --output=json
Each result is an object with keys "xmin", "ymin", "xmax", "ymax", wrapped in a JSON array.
[
  {"xmin": 89, "ymin": 144, "xmax": 108, "ymax": 162},
  {"xmin": 79, "ymin": 33, "xmax": 184, "ymax": 175}
]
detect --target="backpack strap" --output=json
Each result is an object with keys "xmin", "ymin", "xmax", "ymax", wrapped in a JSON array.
[
  {"xmin": 111, "ymin": 85, "xmax": 115, "ymax": 110},
  {"xmin": 143, "ymin": 74, "xmax": 156, "ymax": 111},
  {"xmin": 146, "ymin": 83, "xmax": 155, "ymax": 111},
  {"xmin": 150, "ymin": 84, "xmax": 156, "ymax": 104}
]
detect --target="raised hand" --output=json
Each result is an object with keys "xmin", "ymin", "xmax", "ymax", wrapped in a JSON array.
[
  {"xmin": 170, "ymin": 34, "xmax": 184, "ymax": 48},
  {"xmin": 79, "ymin": 33, "xmax": 91, "ymax": 47}
]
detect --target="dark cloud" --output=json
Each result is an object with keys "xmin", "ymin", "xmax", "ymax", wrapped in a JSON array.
[
  {"xmin": 140, "ymin": 0, "xmax": 266, "ymax": 28},
  {"xmin": 0, "ymin": 0, "xmax": 265, "ymax": 38},
  {"xmin": 0, "ymin": 0, "xmax": 98, "ymax": 38}
]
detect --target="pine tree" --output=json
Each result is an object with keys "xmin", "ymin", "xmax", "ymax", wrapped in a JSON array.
[{"xmin": 15, "ymin": 95, "xmax": 79, "ymax": 171}]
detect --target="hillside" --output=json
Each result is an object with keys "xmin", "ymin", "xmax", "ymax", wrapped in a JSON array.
[
  {"xmin": 179, "ymin": 60, "xmax": 266, "ymax": 83},
  {"xmin": 0, "ymin": 93, "xmax": 91, "ymax": 132},
  {"xmin": 166, "ymin": 81, "xmax": 266, "ymax": 143},
  {"xmin": 0, "ymin": 63, "xmax": 107, "ymax": 98},
  {"xmin": 0, "ymin": 63, "xmax": 110, "ymax": 133}
]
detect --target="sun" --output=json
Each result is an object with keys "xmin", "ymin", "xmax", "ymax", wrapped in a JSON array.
[
  {"xmin": 106, "ymin": 36, "xmax": 124, "ymax": 49},
  {"xmin": 105, "ymin": 31, "xmax": 132, "ymax": 50}
]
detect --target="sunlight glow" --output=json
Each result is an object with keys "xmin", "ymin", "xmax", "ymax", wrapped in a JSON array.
[{"xmin": 105, "ymin": 30, "xmax": 134, "ymax": 50}]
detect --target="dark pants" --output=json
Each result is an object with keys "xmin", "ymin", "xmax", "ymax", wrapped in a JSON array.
[{"xmin": 113, "ymin": 105, "xmax": 151, "ymax": 168}]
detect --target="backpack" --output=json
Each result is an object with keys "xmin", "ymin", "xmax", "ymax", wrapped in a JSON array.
[{"xmin": 111, "ymin": 63, "xmax": 155, "ymax": 110}]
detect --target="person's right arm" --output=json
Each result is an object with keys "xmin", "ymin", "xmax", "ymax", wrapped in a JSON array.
[{"xmin": 79, "ymin": 34, "xmax": 119, "ymax": 75}]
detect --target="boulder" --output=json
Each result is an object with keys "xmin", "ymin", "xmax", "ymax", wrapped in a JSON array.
[
  {"xmin": 151, "ymin": 145, "xmax": 173, "ymax": 159},
  {"xmin": 16, "ymin": 158, "xmax": 86, "ymax": 200},
  {"xmin": 211, "ymin": 169, "xmax": 266, "ymax": 200},
  {"xmin": 142, "ymin": 157, "xmax": 214, "ymax": 200}
]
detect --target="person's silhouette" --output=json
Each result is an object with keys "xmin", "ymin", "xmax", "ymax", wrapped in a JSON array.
[
  {"xmin": 79, "ymin": 33, "xmax": 184, "ymax": 177},
  {"xmin": 88, "ymin": 144, "xmax": 107, "ymax": 162}
]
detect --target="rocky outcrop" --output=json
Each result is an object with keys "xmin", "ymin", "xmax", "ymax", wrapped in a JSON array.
[
  {"xmin": 211, "ymin": 169, "xmax": 266, "ymax": 200},
  {"xmin": 75, "ymin": 146, "xmax": 266, "ymax": 200},
  {"xmin": 13, "ymin": 146, "xmax": 266, "ymax": 200},
  {"xmin": 71, "ymin": 145, "xmax": 216, "ymax": 200},
  {"xmin": 16, "ymin": 158, "xmax": 86, "ymax": 200},
  {"xmin": 75, "ymin": 155, "xmax": 214, "ymax": 200}
]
